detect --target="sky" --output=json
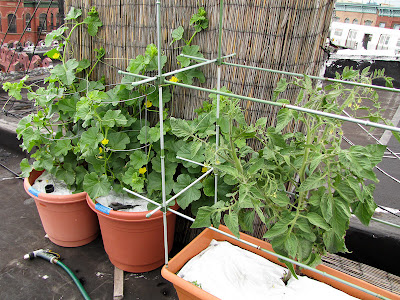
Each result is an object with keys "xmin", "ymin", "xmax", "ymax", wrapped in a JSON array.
[
  {"xmin": 367, "ymin": 0, "xmax": 400, "ymax": 6},
  {"xmin": 347, "ymin": 0, "xmax": 400, "ymax": 6}
]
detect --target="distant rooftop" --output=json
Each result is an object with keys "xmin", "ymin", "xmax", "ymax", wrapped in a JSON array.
[{"xmin": 335, "ymin": 2, "xmax": 400, "ymax": 17}]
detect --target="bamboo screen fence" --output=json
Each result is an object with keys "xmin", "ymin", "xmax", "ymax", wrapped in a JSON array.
[
  {"xmin": 64, "ymin": 0, "xmax": 334, "ymax": 124},
  {"xmin": 63, "ymin": 0, "xmax": 335, "ymax": 242}
]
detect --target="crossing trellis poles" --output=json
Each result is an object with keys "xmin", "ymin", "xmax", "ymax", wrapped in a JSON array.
[{"xmin": 119, "ymin": 1, "xmax": 400, "ymax": 298}]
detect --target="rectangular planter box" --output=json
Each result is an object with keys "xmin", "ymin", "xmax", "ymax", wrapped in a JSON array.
[{"xmin": 161, "ymin": 225, "xmax": 400, "ymax": 300}]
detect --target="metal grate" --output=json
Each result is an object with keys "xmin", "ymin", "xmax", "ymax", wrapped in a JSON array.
[{"xmin": 322, "ymin": 253, "xmax": 400, "ymax": 296}]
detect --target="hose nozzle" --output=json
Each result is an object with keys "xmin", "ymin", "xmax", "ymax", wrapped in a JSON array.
[{"xmin": 24, "ymin": 249, "xmax": 59, "ymax": 264}]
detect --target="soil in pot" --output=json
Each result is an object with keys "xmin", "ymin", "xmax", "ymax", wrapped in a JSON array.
[
  {"xmin": 24, "ymin": 170, "xmax": 99, "ymax": 247},
  {"xmin": 86, "ymin": 193, "xmax": 178, "ymax": 273}
]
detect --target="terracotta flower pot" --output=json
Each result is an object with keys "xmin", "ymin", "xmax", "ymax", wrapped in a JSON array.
[
  {"xmin": 86, "ymin": 194, "xmax": 178, "ymax": 273},
  {"xmin": 24, "ymin": 170, "xmax": 99, "ymax": 247},
  {"xmin": 161, "ymin": 225, "xmax": 400, "ymax": 300}
]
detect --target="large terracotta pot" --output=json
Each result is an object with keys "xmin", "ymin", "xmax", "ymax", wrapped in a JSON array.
[
  {"xmin": 86, "ymin": 194, "xmax": 178, "ymax": 273},
  {"xmin": 24, "ymin": 170, "xmax": 99, "ymax": 247},
  {"xmin": 161, "ymin": 225, "xmax": 400, "ymax": 300}
]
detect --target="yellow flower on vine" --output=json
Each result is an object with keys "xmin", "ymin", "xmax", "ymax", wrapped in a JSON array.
[
  {"xmin": 98, "ymin": 156, "xmax": 103, "ymax": 159},
  {"xmin": 169, "ymin": 76, "xmax": 179, "ymax": 83},
  {"xmin": 101, "ymin": 138, "xmax": 109, "ymax": 145},
  {"xmin": 348, "ymin": 103, "xmax": 352, "ymax": 108},
  {"xmin": 99, "ymin": 147, "xmax": 103, "ymax": 154},
  {"xmin": 358, "ymin": 98, "xmax": 362, "ymax": 103},
  {"xmin": 139, "ymin": 167, "xmax": 147, "ymax": 175},
  {"xmin": 202, "ymin": 166, "xmax": 209, "ymax": 173},
  {"xmin": 145, "ymin": 100, "xmax": 152, "ymax": 108},
  {"xmin": 51, "ymin": 52, "xmax": 60, "ymax": 59}
]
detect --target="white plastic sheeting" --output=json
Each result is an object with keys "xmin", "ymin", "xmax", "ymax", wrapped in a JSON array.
[
  {"xmin": 177, "ymin": 240, "xmax": 358, "ymax": 300},
  {"xmin": 32, "ymin": 172, "xmax": 73, "ymax": 195},
  {"xmin": 32, "ymin": 172, "xmax": 149, "ymax": 212}
]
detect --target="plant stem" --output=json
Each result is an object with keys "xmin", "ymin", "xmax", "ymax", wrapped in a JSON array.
[{"xmin": 229, "ymin": 118, "xmax": 243, "ymax": 174}]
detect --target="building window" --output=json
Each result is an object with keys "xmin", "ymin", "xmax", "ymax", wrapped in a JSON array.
[
  {"xmin": 333, "ymin": 17, "xmax": 340, "ymax": 22},
  {"xmin": 352, "ymin": 19, "xmax": 359, "ymax": 25},
  {"xmin": 39, "ymin": 13, "xmax": 47, "ymax": 31},
  {"xmin": 379, "ymin": 22, "xmax": 386, "ymax": 28},
  {"xmin": 56, "ymin": 13, "xmax": 61, "ymax": 28},
  {"xmin": 364, "ymin": 20, "xmax": 373, "ymax": 26},
  {"xmin": 25, "ymin": 13, "xmax": 31, "ymax": 30},
  {"xmin": 334, "ymin": 29, "xmax": 343, "ymax": 36},
  {"xmin": 394, "ymin": 24, "xmax": 400, "ymax": 30},
  {"xmin": 345, "ymin": 18, "xmax": 350, "ymax": 23},
  {"xmin": 346, "ymin": 30, "xmax": 358, "ymax": 49},
  {"xmin": 7, "ymin": 14, "xmax": 17, "ymax": 33},
  {"xmin": 396, "ymin": 38, "xmax": 400, "ymax": 47},
  {"xmin": 50, "ymin": 13, "xmax": 54, "ymax": 30},
  {"xmin": 377, "ymin": 34, "xmax": 390, "ymax": 50}
]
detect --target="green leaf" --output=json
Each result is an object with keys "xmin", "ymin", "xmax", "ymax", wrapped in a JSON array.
[
  {"xmin": 122, "ymin": 168, "xmax": 145, "ymax": 193},
  {"xmin": 83, "ymin": 172, "xmax": 111, "ymax": 199},
  {"xmin": 77, "ymin": 59, "xmax": 91, "ymax": 72},
  {"xmin": 271, "ymin": 191, "xmax": 290, "ymax": 207},
  {"xmin": 224, "ymin": 212, "xmax": 240, "ymax": 238},
  {"xmin": 263, "ymin": 220, "xmax": 289, "ymax": 239},
  {"xmin": 79, "ymin": 127, "xmax": 103, "ymax": 153},
  {"xmin": 102, "ymin": 110, "xmax": 128, "ymax": 127},
  {"xmin": 351, "ymin": 184, "xmax": 377, "ymax": 226},
  {"xmin": 83, "ymin": 7, "xmax": 103, "ymax": 36},
  {"xmin": 56, "ymin": 165, "xmax": 76, "ymax": 186},
  {"xmin": 129, "ymin": 150, "xmax": 148, "ymax": 169},
  {"xmin": 127, "ymin": 55, "xmax": 145, "ymax": 74},
  {"xmin": 147, "ymin": 87, "xmax": 172, "ymax": 107},
  {"xmin": 137, "ymin": 126, "xmax": 161, "ymax": 144},
  {"xmin": 178, "ymin": 45, "xmax": 204, "ymax": 67},
  {"xmin": 20, "ymin": 158, "xmax": 33, "ymax": 178},
  {"xmin": 173, "ymin": 174, "xmax": 202, "ymax": 209},
  {"xmin": 202, "ymin": 175, "xmax": 232, "ymax": 201},
  {"xmin": 328, "ymin": 197, "xmax": 351, "ymax": 236},
  {"xmin": 51, "ymin": 59, "xmax": 79, "ymax": 85},
  {"xmin": 170, "ymin": 26, "xmax": 184, "ymax": 45},
  {"xmin": 170, "ymin": 117, "xmax": 194, "ymax": 138},
  {"xmin": 306, "ymin": 212, "xmax": 331, "ymax": 230},
  {"xmin": 323, "ymin": 229, "xmax": 346, "ymax": 253},
  {"xmin": 238, "ymin": 209, "xmax": 255, "ymax": 233},
  {"xmin": 189, "ymin": 7, "xmax": 209, "ymax": 32},
  {"xmin": 146, "ymin": 171, "xmax": 173, "ymax": 196},
  {"xmin": 45, "ymin": 26, "xmax": 68, "ymax": 46},
  {"xmin": 284, "ymin": 233, "xmax": 298, "ymax": 258},
  {"xmin": 58, "ymin": 95, "xmax": 79, "ymax": 114},
  {"xmin": 65, "ymin": 7, "xmax": 82, "ymax": 20},
  {"xmin": 107, "ymin": 132, "xmax": 130, "ymax": 150},
  {"xmin": 3, "ymin": 76, "xmax": 28, "ymax": 100},
  {"xmin": 297, "ymin": 172, "xmax": 326, "ymax": 192},
  {"xmin": 275, "ymin": 108, "xmax": 292, "ymax": 132},
  {"xmin": 50, "ymin": 139, "xmax": 73, "ymax": 157},
  {"xmin": 176, "ymin": 68, "xmax": 205, "ymax": 85},
  {"xmin": 191, "ymin": 206, "xmax": 213, "ymax": 228},
  {"xmin": 296, "ymin": 238, "xmax": 313, "ymax": 262},
  {"xmin": 216, "ymin": 164, "xmax": 240, "ymax": 178},
  {"xmin": 272, "ymin": 78, "xmax": 288, "ymax": 101}
]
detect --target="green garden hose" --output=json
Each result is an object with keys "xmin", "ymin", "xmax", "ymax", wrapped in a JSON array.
[{"xmin": 24, "ymin": 249, "xmax": 91, "ymax": 300}]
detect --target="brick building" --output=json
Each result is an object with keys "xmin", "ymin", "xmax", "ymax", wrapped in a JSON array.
[
  {"xmin": 334, "ymin": 2, "xmax": 400, "ymax": 29},
  {"xmin": 376, "ymin": 6, "xmax": 400, "ymax": 29},
  {"xmin": 0, "ymin": 0, "xmax": 59, "ymax": 46}
]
